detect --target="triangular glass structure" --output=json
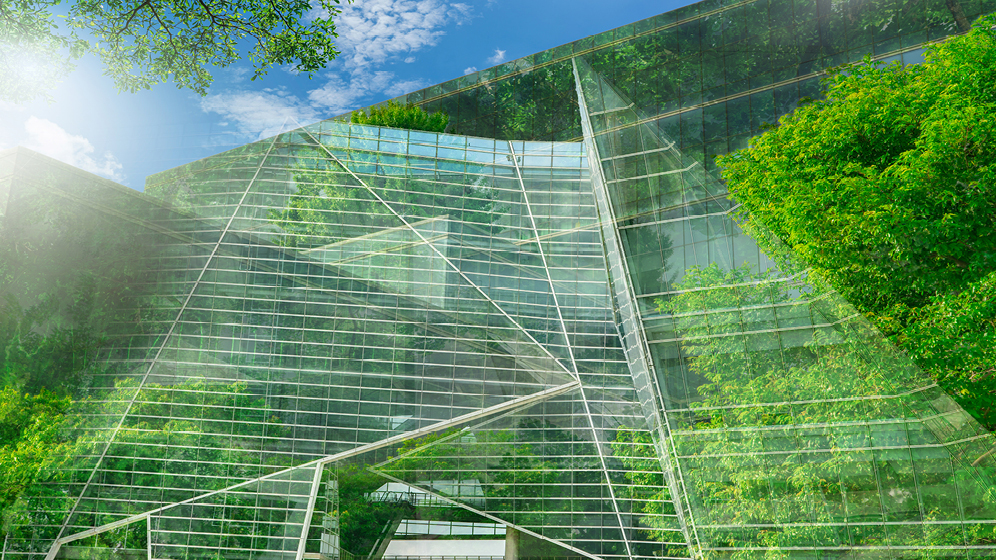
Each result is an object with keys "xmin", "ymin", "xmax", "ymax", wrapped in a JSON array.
[
  {"xmin": 10, "ymin": 2, "xmax": 996, "ymax": 558},
  {"xmin": 573, "ymin": 51, "xmax": 996, "ymax": 556},
  {"xmin": 52, "ymin": 125, "xmax": 581, "ymax": 547}
]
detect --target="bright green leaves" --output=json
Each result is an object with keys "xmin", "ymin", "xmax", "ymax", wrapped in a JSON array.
[
  {"xmin": 350, "ymin": 101, "xmax": 449, "ymax": 133},
  {"xmin": 721, "ymin": 16, "xmax": 996, "ymax": 321},
  {"xmin": 0, "ymin": 0, "xmax": 344, "ymax": 101},
  {"xmin": 0, "ymin": 0, "xmax": 84, "ymax": 102},
  {"xmin": 72, "ymin": 0, "xmax": 343, "ymax": 94},
  {"xmin": 717, "ymin": 14, "xmax": 996, "ymax": 429},
  {"xmin": 901, "ymin": 270, "xmax": 996, "ymax": 428},
  {"xmin": 0, "ymin": 386, "xmax": 73, "ymax": 533}
]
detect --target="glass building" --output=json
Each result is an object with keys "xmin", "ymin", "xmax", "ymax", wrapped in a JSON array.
[{"xmin": 4, "ymin": 0, "xmax": 996, "ymax": 558}]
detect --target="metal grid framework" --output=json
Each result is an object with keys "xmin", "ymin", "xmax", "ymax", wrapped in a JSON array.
[
  {"xmin": 11, "ymin": 123, "xmax": 683, "ymax": 560},
  {"xmin": 6, "ymin": 0, "xmax": 996, "ymax": 557}
]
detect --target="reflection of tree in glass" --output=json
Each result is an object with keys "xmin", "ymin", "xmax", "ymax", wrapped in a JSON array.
[
  {"xmin": 4, "ymin": 378, "xmax": 288, "ymax": 551},
  {"xmin": 0, "ymin": 387, "xmax": 76, "ymax": 541},
  {"xmin": 266, "ymin": 160, "xmax": 396, "ymax": 248},
  {"xmin": 335, "ymin": 465, "xmax": 414, "ymax": 557},
  {"xmin": 380, "ymin": 419, "xmax": 622, "ymax": 551},
  {"xmin": 658, "ymin": 263, "xmax": 996, "ymax": 555},
  {"xmin": 581, "ymin": 0, "xmax": 976, "ymax": 124},
  {"xmin": 0, "ymin": 293, "xmax": 104, "ymax": 399},
  {"xmin": 611, "ymin": 427, "xmax": 684, "ymax": 556},
  {"xmin": 717, "ymin": 15, "xmax": 996, "ymax": 431},
  {"xmin": 267, "ymin": 143, "xmax": 507, "ymax": 249}
]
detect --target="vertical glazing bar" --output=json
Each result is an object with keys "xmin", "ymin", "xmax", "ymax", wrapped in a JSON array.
[
  {"xmin": 509, "ymin": 141, "xmax": 633, "ymax": 560},
  {"xmin": 571, "ymin": 57, "xmax": 699, "ymax": 554},
  {"xmin": 146, "ymin": 512, "xmax": 153, "ymax": 560}
]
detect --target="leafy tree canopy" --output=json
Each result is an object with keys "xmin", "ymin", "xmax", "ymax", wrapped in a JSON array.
[
  {"xmin": 0, "ymin": 0, "xmax": 345, "ymax": 102},
  {"xmin": 350, "ymin": 101, "xmax": 449, "ymax": 133},
  {"xmin": 0, "ymin": 386, "xmax": 73, "ymax": 534},
  {"xmin": 717, "ymin": 14, "xmax": 996, "ymax": 427},
  {"xmin": 655, "ymin": 264, "xmax": 996, "ymax": 555},
  {"xmin": 719, "ymin": 14, "xmax": 996, "ymax": 319}
]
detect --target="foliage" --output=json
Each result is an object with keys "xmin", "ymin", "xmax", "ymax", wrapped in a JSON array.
[
  {"xmin": 1, "ymin": 377, "xmax": 289, "ymax": 550},
  {"xmin": 0, "ymin": 294, "xmax": 104, "ymax": 394},
  {"xmin": 266, "ymin": 144, "xmax": 506, "ymax": 249},
  {"xmin": 96, "ymin": 378, "xmax": 287, "ymax": 493},
  {"xmin": 0, "ymin": 386, "xmax": 74, "ymax": 534},
  {"xmin": 610, "ymin": 427, "xmax": 685, "ymax": 553},
  {"xmin": 719, "ymin": 14, "xmax": 996, "ymax": 317},
  {"xmin": 717, "ymin": 15, "xmax": 996, "ymax": 428},
  {"xmin": 657, "ymin": 264, "xmax": 996, "ymax": 556},
  {"xmin": 901, "ymin": 270, "xmax": 996, "ymax": 427},
  {"xmin": 334, "ymin": 464, "xmax": 413, "ymax": 557},
  {"xmin": 0, "ymin": 0, "xmax": 345, "ymax": 102},
  {"xmin": 265, "ymin": 158, "xmax": 398, "ymax": 248},
  {"xmin": 350, "ymin": 101, "xmax": 449, "ymax": 133}
]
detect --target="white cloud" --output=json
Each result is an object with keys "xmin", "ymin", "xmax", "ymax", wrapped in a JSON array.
[
  {"xmin": 463, "ymin": 66, "xmax": 478, "ymax": 75},
  {"xmin": 385, "ymin": 79, "xmax": 430, "ymax": 97},
  {"xmin": 22, "ymin": 117, "xmax": 123, "ymax": 181},
  {"xmin": 487, "ymin": 48, "xmax": 506, "ymax": 65},
  {"xmin": 309, "ymin": 73, "xmax": 431, "ymax": 115},
  {"xmin": 450, "ymin": 3, "xmax": 473, "ymax": 23},
  {"xmin": 205, "ymin": 0, "xmax": 469, "ymax": 129},
  {"xmin": 221, "ymin": 66, "xmax": 252, "ymax": 83},
  {"xmin": 305, "ymin": 0, "xmax": 473, "ymax": 115},
  {"xmin": 309, "ymin": 71, "xmax": 397, "ymax": 115},
  {"xmin": 200, "ymin": 90, "xmax": 320, "ymax": 139},
  {"xmin": 334, "ymin": 0, "xmax": 471, "ymax": 70}
]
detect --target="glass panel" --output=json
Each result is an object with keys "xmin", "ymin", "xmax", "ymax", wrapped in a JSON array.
[{"xmin": 149, "ymin": 465, "xmax": 318, "ymax": 560}]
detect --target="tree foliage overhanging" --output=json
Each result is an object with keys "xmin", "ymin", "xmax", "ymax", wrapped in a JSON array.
[
  {"xmin": 0, "ymin": 0, "xmax": 345, "ymax": 102},
  {"xmin": 718, "ymin": 14, "xmax": 996, "ymax": 428}
]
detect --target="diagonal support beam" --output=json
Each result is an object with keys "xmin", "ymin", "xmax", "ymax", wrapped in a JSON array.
[
  {"xmin": 571, "ymin": 57, "xmax": 700, "ymax": 554},
  {"xmin": 48, "ymin": 380, "xmax": 581, "ymax": 553},
  {"xmin": 508, "ymin": 141, "xmax": 634, "ymax": 559},
  {"xmin": 294, "ymin": 123, "xmax": 576, "ymax": 380},
  {"xmin": 294, "ymin": 462, "xmax": 326, "ymax": 560},
  {"xmin": 46, "ymin": 129, "xmax": 287, "ymax": 559}
]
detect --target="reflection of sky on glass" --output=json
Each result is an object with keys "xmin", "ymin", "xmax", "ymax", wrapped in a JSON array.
[{"xmin": 0, "ymin": 0, "xmax": 692, "ymax": 190}]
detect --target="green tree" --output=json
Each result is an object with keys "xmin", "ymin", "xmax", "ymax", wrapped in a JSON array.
[
  {"xmin": 717, "ymin": 14, "xmax": 996, "ymax": 428},
  {"xmin": 0, "ymin": 0, "xmax": 345, "ymax": 102},
  {"xmin": 2, "ymin": 377, "xmax": 290, "ymax": 551},
  {"xmin": 333, "ymin": 464, "xmax": 413, "ymax": 557},
  {"xmin": 611, "ymin": 427, "xmax": 684, "ymax": 551},
  {"xmin": 350, "ymin": 101, "xmax": 449, "ymax": 133},
  {"xmin": 0, "ymin": 386, "xmax": 74, "ymax": 535},
  {"xmin": 657, "ymin": 264, "xmax": 996, "ymax": 557},
  {"xmin": 0, "ymin": 294, "xmax": 105, "ymax": 394},
  {"xmin": 266, "ymin": 141, "xmax": 506, "ymax": 249}
]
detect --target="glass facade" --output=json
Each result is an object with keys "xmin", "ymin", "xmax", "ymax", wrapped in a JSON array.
[{"xmin": 4, "ymin": 0, "xmax": 996, "ymax": 558}]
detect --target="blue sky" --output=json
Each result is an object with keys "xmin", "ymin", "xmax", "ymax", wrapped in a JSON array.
[{"xmin": 1, "ymin": 0, "xmax": 695, "ymax": 190}]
